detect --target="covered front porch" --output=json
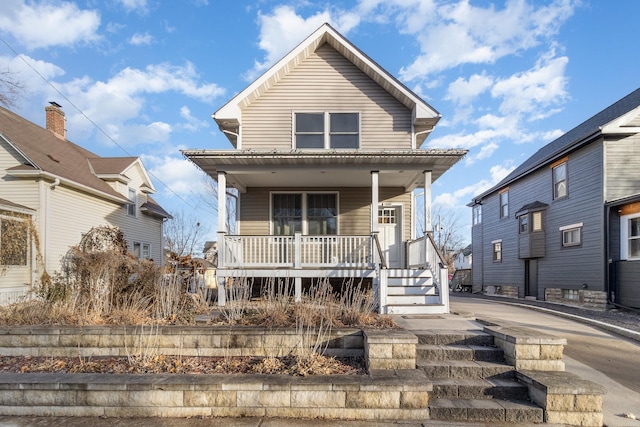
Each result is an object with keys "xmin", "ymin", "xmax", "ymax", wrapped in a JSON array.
[{"xmin": 183, "ymin": 149, "xmax": 465, "ymax": 314}]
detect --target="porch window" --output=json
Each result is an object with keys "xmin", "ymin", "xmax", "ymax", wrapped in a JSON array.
[
  {"xmin": 272, "ymin": 193, "xmax": 337, "ymax": 235},
  {"xmin": 553, "ymin": 161, "xmax": 567, "ymax": 200},
  {"xmin": 560, "ymin": 223, "xmax": 582, "ymax": 247},
  {"xmin": 0, "ymin": 217, "xmax": 28, "ymax": 266},
  {"xmin": 492, "ymin": 240, "xmax": 502, "ymax": 262},
  {"xmin": 294, "ymin": 112, "xmax": 359, "ymax": 149},
  {"xmin": 499, "ymin": 190, "xmax": 509, "ymax": 218}
]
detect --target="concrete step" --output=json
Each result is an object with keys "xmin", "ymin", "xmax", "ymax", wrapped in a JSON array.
[
  {"xmin": 429, "ymin": 398, "xmax": 543, "ymax": 424},
  {"xmin": 386, "ymin": 284, "xmax": 437, "ymax": 295},
  {"xmin": 417, "ymin": 344, "xmax": 504, "ymax": 362},
  {"xmin": 417, "ymin": 359, "xmax": 515, "ymax": 380},
  {"xmin": 431, "ymin": 378, "xmax": 530, "ymax": 401},
  {"xmin": 413, "ymin": 329, "xmax": 494, "ymax": 346}
]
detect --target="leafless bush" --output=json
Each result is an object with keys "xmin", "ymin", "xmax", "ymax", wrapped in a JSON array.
[{"xmin": 219, "ymin": 277, "xmax": 254, "ymax": 324}]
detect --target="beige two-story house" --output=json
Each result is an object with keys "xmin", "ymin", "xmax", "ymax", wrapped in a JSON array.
[
  {"xmin": 184, "ymin": 24, "xmax": 466, "ymax": 313},
  {"xmin": 0, "ymin": 103, "xmax": 171, "ymax": 304}
]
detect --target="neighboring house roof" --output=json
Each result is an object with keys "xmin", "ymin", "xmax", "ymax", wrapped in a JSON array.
[
  {"xmin": 473, "ymin": 88, "xmax": 640, "ymax": 202},
  {"xmin": 0, "ymin": 197, "xmax": 35, "ymax": 214},
  {"xmin": 214, "ymin": 23, "xmax": 441, "ymax": 149},
  {"xmin": 140, "ymin": 200, "xmax": 172, "ymax": 219},
  {"xmin": 460, "ymin": 244, "xmax": 472, "ymax": 257},
  {"xmin": 0, "ymin": 106, "xmax": 168, "ymax": 218}
]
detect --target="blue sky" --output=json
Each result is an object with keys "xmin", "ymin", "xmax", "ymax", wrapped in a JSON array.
[{"xmin": 1, "ymin": 0, "xmax": 638, "ymax": 246}]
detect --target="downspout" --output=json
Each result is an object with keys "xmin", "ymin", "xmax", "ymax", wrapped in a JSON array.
[
  {"xmin": 45, "ymin": 178, "xmax": 60, "ymax": 272},
  {"xmin": 222, "ymin": 129, "xmax": 241, "ymax": 149},
  {"xmin": 412, "ymin": 128, "xmax": 434, "ymax": 149}
]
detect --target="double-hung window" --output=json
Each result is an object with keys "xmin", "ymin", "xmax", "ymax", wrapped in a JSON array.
[
  {"xmin": 294, "ymin": 112, "xmax": 359, "ymax": 149},
  {"xmin": 499, "ymin": 190, "xmax": 509, "ymax": 218},
  {"xmin": 132, "ymin": 242, "xmax": 151, "ymax": 259},
  {"xmin": 472, "ymin": 204, "xmax": 482, "ymax": 225},
  {"xmin": 272, "ymin": 193, "xmax": 337, "ymax": 235},
  {"xmin": 492, "ymin": 240, "xmax": 502, "ymax": 262},
  {"xmin": 552, "ymin": 161, "xmax": 567, "ymax": 200},
  {"xmin": 127, "ymin": 188, "xmax": 137, "ymax": 217},
  {"xmin": 628, "ymin": 217, "xmax": 640, "ymax": 258}
]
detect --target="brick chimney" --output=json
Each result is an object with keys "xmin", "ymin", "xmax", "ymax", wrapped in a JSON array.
[{"xmin": 45, "ymin": 102, "xmax": 66, "ymax": 139}]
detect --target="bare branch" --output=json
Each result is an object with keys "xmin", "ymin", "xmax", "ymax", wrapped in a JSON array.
[
  {"xmin": 0, "ymin": 69, "xmax": 27, "ymax": 108},
  {"xmin": 163, "ymin": 210, "xmax": 209, "ymax": 257}
]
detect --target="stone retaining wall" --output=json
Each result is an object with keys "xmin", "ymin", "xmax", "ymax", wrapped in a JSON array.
[{"xmin": 0, "ymin": 371, "xmax": 431, "ymax": 420}]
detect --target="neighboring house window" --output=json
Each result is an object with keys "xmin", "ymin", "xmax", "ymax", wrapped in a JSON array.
[
  {"xmin": 472, "ymin": 205, "xmax": 482, "ymax": 225},
  {"xmin": 628, "ymin": 217, "xmax": 640, "ymax": 258},
  {"xmin": 127, "ymin": 188, "xmax": 137, "ymax": 217},
  {"xmin": 132, "ymin": 242, "xmax": 151, "ymax": 259},
  {"xmin": 560, "ymin": 223, "xmax": 582, "ymax": 247},
  {"xmin": 272, "ymin": 193, "xmax": 337, "ymax": 235},
  {"xmin": 499, "ymin": 190, "xmax": 509, "ymax": 218},
  {"xmin": 294, "ymin": 112, "xmax": 359, "ymax": 149},
  {"xmin": 519, "ymin": 211, "xmax": 543, "ymax": 233},
  {"xmin": 492, "ymin": 240, "xmax": 502, "ymax": 262},
  {"xmin": 552, "ymin": 161, "xmax": 567, "ymax": 200},
  {"xmin": 0, "ymin": 217, "xmax": 28, "ymax": 266}
]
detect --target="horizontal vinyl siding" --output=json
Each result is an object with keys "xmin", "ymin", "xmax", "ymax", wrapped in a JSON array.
[
  {"xmin": 239, "ymin": 187, "xmax": 411, "ymax": 237},
  {"xmin": 615, "ymin": 261, "xmax": 640, "ymax": 308},
  {"xmin": 474, "ymin": 142, "xmax": 605, "ymax": 298},
  {"xmin": 604, "ymin": 134, "xmax": 640, "ymax": 201},
  {"xmin": 242, "ymin": 44, "xmax": 412, "ymax": 150}
]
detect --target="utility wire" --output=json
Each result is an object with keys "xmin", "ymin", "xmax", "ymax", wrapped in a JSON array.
[{"xmin": 1, "ymin": 38, "xmax": 197, "ymax": 212}]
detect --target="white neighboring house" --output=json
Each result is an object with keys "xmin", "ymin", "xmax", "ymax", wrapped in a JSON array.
[
  {"xmin": 454, "ymin": 244, "xmax": 472, "ymax": 270},
  {"xmin": 0, "ymin": 103, "xmax": 171, "ymax": 305}
]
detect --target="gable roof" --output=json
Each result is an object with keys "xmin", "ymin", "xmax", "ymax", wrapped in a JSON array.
[
  {"xmin": 473, "ymin": 88, "xmax": 640, "ymax": 202},
  {"xmin": 0, "ymin": 106, "xmax": 165, "ymax": 218},
  {"xmin": 214, "ymin": 23, "xmax": 441, "ymax": 148}
]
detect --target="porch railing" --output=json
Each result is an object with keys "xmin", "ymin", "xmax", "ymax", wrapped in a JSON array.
[
  {"xmin": 220, "ymin": 233, "xmax": 374, "ymax": 269},
  {"xmin": 405, "ymin": 233, "xmax": 449, "ymax": 304}
]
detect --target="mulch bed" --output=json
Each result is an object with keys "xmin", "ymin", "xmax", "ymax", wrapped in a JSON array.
[{"xmin": 0, "ymin": 354, "xmax": 366, "ymax": 376}]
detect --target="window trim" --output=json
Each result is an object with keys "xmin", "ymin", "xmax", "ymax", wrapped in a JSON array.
[
  {"xmin": 552, "ymin": 160, "xmax": 568, "ymax": 200},
  {"xmin": 270, "ymin": 191, "xmax": 339, "ymax": 235},
  {"xmin": 491, "ymin": 239, "xmax": 502, "ymax": 262},
  {"xmin": 560, "ymin": 222, "xmax": 583, "ymax": 248},
  {"xmin": 132, "ymin": 242, "xmax": 151, "ymax": 259},
  {"xmin": 621, "ymin": 213, "xmax": 640, "ymax": 260},
  {"xmin": 472, "ymin": 204, "xmax": 482, "ymax": 225},
  {"xmin": 499, "ymin": 189, "xmax": 509, "ymax": 219},
  {"xmin": 293, "ymin": 112, "xmax": 360, "ymax": 149},
  {"xmin": 127, "ymin": 188, "xmax": 137, "ymax": 217}
]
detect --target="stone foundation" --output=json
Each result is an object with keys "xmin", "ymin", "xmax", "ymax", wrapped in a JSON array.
[
  {"xmin": 485, "ymin": 285, "xmax": 519, "ymax": 298},
  {"xmin": 544, "ymin": 288, "xmax": 607, "ymax": 310}
]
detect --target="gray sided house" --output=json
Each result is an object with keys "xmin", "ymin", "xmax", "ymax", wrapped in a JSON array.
[
  {"xmin": 469, "ymin": 88, "xmax": 640, "ymax": 309},
  {"xmin": 184, "ymin": 23, "xmax": 466, "ymax": 314},
  {"xmin": 0, "ymin": 104, "xmax": 171, "ymax": 304}
]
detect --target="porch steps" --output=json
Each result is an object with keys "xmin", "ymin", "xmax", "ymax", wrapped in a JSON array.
[
  {"xmin": 418, "ymin": 330, "xmax": 543, "ymax": 424},
  {"xmin": 383, "ymin": 268, "xmax": 445, "ymax": 314}
]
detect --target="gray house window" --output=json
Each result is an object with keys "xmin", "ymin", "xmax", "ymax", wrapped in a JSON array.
[
  {"xmin": 560, "ymin": 222, "xmax": 582, "ymax": 247},
  {"xmin": 499, "ymin": 190, "xmax": 509, "ymax": 218},
  {"xmin": 629, "ymin": 217, "xmax": 640, "ymax": 258},
  {"xmin": 492, "ymin": 240, "xmax": 502, "ymax": 262},
  {"xmin": 294, "ymin": 112, "xmax": 359, "ymax": 149},
  {"xmin": 472, "ymin": 205, "xmax": 482, "ymax": 225},
  {"xmin": 553, "ymin": 162, "xmax": 567, "ymax": 200}
]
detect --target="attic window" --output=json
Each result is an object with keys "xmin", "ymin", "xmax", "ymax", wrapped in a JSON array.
[{"xmin": 294, "ymin": 112, "xmax": 359, "ymax": 149}]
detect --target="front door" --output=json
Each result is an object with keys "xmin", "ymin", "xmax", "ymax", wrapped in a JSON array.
[
  {"xmin": 378, "ymin": 206, "xmax": 402, "ymax": 268},
  {"xmin": 525, "ymin": 259, "xmax": 538, "ymax": 298}
]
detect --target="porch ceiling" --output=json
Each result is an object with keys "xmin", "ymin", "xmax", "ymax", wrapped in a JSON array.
[{"xmin": 182, "ymin": 149, "xmax": 467, "ymax": 192}]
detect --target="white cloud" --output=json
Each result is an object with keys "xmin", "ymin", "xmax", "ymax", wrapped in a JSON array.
[
  {"xmin": 464, "ymin": 142, "xmax": 499, "ymax": 165},
  {"xmin": 434, "ymin": 161, "xmax": 515, "ymax": 207},
  {"xmin": 0, "ymin": 0, "xmax": 101, "ymax": 50},
  {"xmin": 397, "ymin": 0, "xmax": 578, "ymax": 81},
  {"xmin": 117, "ymin": 0, "xmax": 149, "ymax": 14},
  {"xmin": 178, "ymin": 106, "xmax": 209, "ymax": 132},
  {"xmin": 446, "ymin": 73, "xmax": 493, "ymax": 105},
  {"xmin": 129, "ymin": 32, "xmax": 154, "ymax": 46},
  {"xmin": 56, "ymin": 62, "xmax": 224, "ymax": 147},
  {"xmin": 145, "ymin": 155, "xmax": 209, "ymax": 197},
  {"xmin": 245, "ymin": 5, "xmax": 361, "ymax": 81}
]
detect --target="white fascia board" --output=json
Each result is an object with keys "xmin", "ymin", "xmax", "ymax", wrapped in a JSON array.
[{"xmin": 122, "ymin": 158, "xmax": 157, "ymax": 193}]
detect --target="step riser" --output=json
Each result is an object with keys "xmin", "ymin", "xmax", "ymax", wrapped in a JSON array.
[
  {"xmin": 385, "ymin": 304, "xmax": 447, "ymax": 314},
  {"xmin": 418, "ymin": 363, "xmax": 515, "ymax": 380},
  {"xmin": 429, "ymin": 403, "xmax": 543, "ymax": 424},
  {"xmin": 417, "ymin": 346, "xmax": 503, "ymax": 362},
  {"xmin": 432, "ymin": 383, "xmax": 530, "ymax": 400},
  {"xmin": 415, "ymin": 333, "xmax": 494, "ymax": 346},
  {"xmin": 385, "ymin": 295, "xmax": 441, "ymax": 304},
  {"xmin": 387, "ymin": 286, "xmax": 437, "ymax": 295}
]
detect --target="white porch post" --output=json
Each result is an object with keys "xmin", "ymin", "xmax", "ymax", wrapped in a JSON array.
[
  {"xmin": 217, "ymin": 171, "xmax": 227, "ymax": 306},
  {"xmin": 424, "ymin": 170, "xmax": 432, "ymax": 233},
  {"xmin": 294, "ymin": 232, "xmax": 302, "ymax": 302},
  {"xmin": 371, "ymin": 171, "xmax": 379, "ymax": 233}
]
